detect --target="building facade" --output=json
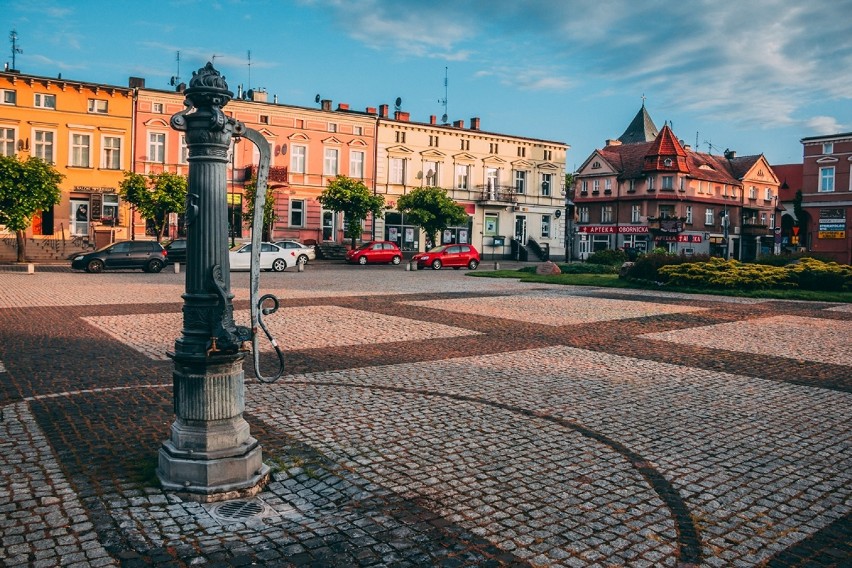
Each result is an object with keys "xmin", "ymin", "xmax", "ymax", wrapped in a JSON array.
[
  {"xmin": 0, "ymin": 70, "xmax": 133, "ymax": 247},
  {"xmin": 573, "ymin": 106, "xmax": 780, "ymax": 261},
  {"xmin": 799, "ymin": 133, "xmax": 852, "ymax": 264},
  {"xmin": 374, "ymin": 109, "xmax": 568, "ymax": 258}
]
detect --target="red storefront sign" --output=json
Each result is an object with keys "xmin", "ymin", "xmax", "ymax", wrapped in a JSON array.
[
  {"xmin": 656, "ymin": 234, "xmax": 703, "ymax": 243},
  {"xmin": 578, "ymin": 225, "xmax": 649, "ymax": 234}
]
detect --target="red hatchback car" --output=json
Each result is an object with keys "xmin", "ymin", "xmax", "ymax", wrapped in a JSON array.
[
  {"xmin": 345, "ymin": 241, "xmax": 403, "ymax": 265},
  {"xmin": 413, "ymin": 244, "xmax": 480, "ymax": 270}
]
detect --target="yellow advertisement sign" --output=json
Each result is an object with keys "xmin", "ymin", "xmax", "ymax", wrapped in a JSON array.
[{"xmin": 818, "ymin": 231, "xmax": 846, "ymax": 239}]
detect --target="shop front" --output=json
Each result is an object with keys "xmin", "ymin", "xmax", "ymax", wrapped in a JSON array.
[{"xmin": 70, "ymin": 185, "xmax": 122, "ymax": 244}]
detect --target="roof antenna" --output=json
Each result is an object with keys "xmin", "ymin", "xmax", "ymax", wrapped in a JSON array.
[
  {"xmin": 169, "ymin": 51, "xmax": 181, "ymax": 86},
  {"xmin": 438, "ymin": 66, "xmax": 449, "ymax": 124},
  {"xmin": 10, "ymin": 29, "xmax": 22, "ymax": 71},
  {"xmin": 247, "ymin": 49, "xmax": 251, "ymax": 91}
]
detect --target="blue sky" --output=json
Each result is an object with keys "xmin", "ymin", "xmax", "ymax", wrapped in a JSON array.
[{"xmin": 7, "ymin": 0, "xmax": 852, "ymax": 169}]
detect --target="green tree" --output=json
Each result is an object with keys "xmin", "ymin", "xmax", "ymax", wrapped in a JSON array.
[
  {"xmin": 0, "ymin": 155, "xmax": 63, "ymax": 262},
  {"xmin": 317, "ymin": 175, "xmax": 385, "ymax": 248},
  {"xmin": 118, "ymin": 171, "xmax": 187, "ymax": 241},
  {"xmin": 242, "ymin": 178, "xmax": 278, "ymax": 241},
  {"xmin": 395, "ymin": 186, "xmax": 468, "ymax": 247}
]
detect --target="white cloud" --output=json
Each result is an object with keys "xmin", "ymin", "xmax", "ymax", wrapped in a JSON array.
[{"xmin": 805, "ymin": 116, "xmax": 846, "ymax": 134}]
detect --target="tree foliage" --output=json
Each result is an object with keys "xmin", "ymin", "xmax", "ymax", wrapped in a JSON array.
[
  {"xmin": 395, "ymin": 186, "xmax": 468, "ymax": 246},
  {"xmin": 0, "ymin": 155, "xmax": 64, "ymax": 261},
  {"xmin": 242, "ymin": 178, "xmax": 278, "ymax": 241},
  {"xmin": 118, "ymin": 171, "xmax": 187, "ymax": 240},
  {"xmin": 317, "ymin": 175, "xmax": 385, "ymax": 247}
]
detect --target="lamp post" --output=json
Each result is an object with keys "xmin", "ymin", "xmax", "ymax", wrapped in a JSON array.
[{"xmin": 157, "ymin": 63, "xmax": 269, "ymax": 502}]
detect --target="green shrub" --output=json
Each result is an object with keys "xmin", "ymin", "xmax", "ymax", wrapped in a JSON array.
[
  {"xmin": 517, "ymin": 263, "xmax": 616, "ymax": 275},
  {"xmin": 785, "ymin": 258, "xmax": 852, "ymax": 291},
  {"xmin": 751, "ymin": 252, "xmax": 832, "ymax": 267},
  {"xmin": 586, "ymin": 249, "xmax": 627, "ymax": 265},
  {"xmin": 625, "ymin": 252, "xmax": 709, "ymax": 282},
  {"xmin": 659, "ymin": 258, "xmax": 791, "ymax": 290}
]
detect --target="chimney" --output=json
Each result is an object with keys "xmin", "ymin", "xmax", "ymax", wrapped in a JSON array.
[
  {"xmin": 337, "ymin": 103, "xmax": 349, "ymax": 111},
  {"xmin": 394, "ymin": 110, "xmax": 410, "ymax": 122},
  {"xmin": 252, "ymin": 89, "xmax": 268, "ymax": 103},
  {"xmin": 273, "ymin": 94, "xmax": 278, "ymax": 104},
  {"xmin": 321, "ymin": 99, "xmax": 332, "ymax": 111},
  {"xmin": 605, "ymin": 139, "xmax": 622, "ymax": 147},
  {"xmin": 453, "ymin": 119, "xmax": 465, "ymax": 129},
  {"xmin": 724, "ymin": 149, "xmax": 736, "ymax": 159},
  {"xmin": 366, "ymin": 106, "xmax": 377, "ymax": 114},
  {"xmin": 379, "ymin": 104, "xmax": 389, "ymax": 118},
  {"xmin": 128, "ymin": 77, "xmax": 145, "ymax": 89},
  {"xmin": 430, "ymin": 115, "xmax": 437, "ymax": 125},
  {"xmin": 683, "ymin": 144, "xmax": 691, "ymax": 151},
  {"xmin": 470, "ymin": 117, "xmax": 481, "ymax": 130}
]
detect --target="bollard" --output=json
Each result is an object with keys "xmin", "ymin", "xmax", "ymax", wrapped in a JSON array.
[
  {"xmin": 297, "ymin": 261, "xmax": 304, "ymax": 273},
  {"xmin": 174, "ymin": 262, "xmax": 180, "ymax": 274},
  {"xmin": 493, "ymin": 262, "xmax": 500, "ymax": 270},
  {"xmin": 27, "ymin": 263, "xmax": 35, "ymax": 274},
  {"xmin": 406, "ymin": 262, "xmax": 411, "ymax": 271}
]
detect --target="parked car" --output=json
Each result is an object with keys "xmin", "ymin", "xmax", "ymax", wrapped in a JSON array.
[
  {"xmin": 71, "ymin": 240, "xmax": 168, "ymax": 273},
  {"xmin": 228, "ymin": 242, "xmax": 292, "ymax": 272},
  {"xmin": 273, "ymin": 240, "xmax": 316, "ymax": 264},
  {"xmin": 412, "ymin": 244, "xmax": 480, "ymax": 270},
  {"xmin": 163, "ymin": 238, "xmax": 187, "ymax": 264},
  {"xmin": 345, "ymin": 241, "xmax": 403, "ymax": 265}
]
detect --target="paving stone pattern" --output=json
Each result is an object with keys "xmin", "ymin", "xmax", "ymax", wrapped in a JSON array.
[{"xmin": 0, "ymin": 266, "xmax": 850, "ymax": 567}]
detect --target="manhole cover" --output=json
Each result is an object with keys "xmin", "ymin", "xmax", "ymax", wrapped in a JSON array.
[{"xmin": 211, "ymin": 500, "xmax": 264, "ymax": 521}]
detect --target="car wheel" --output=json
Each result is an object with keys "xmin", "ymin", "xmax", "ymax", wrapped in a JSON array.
[
  {"xmin": 272, "ymin": 258, "xmax": 287, "ymax": 272},
  {"xmin": 358, "ymin": 256, "xmax": 368, "ymax": 265},
  {"xmin": 431, "ymin": 259, "xmax": 442, "ymax": 270},
  {"xmin": 391, "ymin": 255, "xmax": 401, "ymax": 265},
  {"xmin": 297, "ymin": 254, "xmax": 308, "ymax": 265},
  {"xmin": 86, "ymin": 259, "xmax": 104, "ymax": 273},
  {"xmin": 146, "ymin": 259, "xmax": 164, "ymax": 273},
  {"xmin": 468, "ymin": 259, "xmax": 479, "ymax": 270}
]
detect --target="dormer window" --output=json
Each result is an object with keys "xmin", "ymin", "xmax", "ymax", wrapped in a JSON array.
[{"xmin": 663, "ymin": 158, "xmax": 673, "ymax": 167}]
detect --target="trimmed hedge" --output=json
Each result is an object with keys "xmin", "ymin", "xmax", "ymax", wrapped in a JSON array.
[
  {"xmin": 518, "ymin": 263, "xmax": 617, "ymax": 275},
  {"xmin": 657, "ymin": 257, "xmax": 851, "ymax": 291},
  {"xmin": 586, "ymin": 249, "xmax": 628, "ymax": 265}
]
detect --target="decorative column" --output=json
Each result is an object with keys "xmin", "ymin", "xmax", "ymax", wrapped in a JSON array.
[{"xmin": 157, "ymin": 63, "xmax": 269, "ymax": 502}]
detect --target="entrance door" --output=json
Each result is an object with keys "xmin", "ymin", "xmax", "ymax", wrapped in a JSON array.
[
  {"xmin": 322, "ymin": 210, "xmax": 335, "ymax": 241},
  {"xmin": 579, "ymin": 235, "xmax": 591, "ymax": 260},
  {"xmin": 70, "ymin": 199, "xmax": 89, "ymax": 236},
  {"xmin": 514, "ymin": 215, "xmax": 527, "ymax": 245}
]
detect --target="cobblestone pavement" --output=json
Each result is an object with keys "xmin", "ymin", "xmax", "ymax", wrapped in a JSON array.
[{"xmin": 0, "ymin": 264, "xmax": 850, "ymax": 567}]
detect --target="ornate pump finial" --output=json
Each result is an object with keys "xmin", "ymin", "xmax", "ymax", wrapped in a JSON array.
[{"xmin": 183, "ymin": 62, "xmax": 233, "ymax": 109}]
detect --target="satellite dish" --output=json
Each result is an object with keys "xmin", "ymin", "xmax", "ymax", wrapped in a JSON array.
[
  {"xmin": 394, "ymin": 97, "xmax": 402, "ymax": 110},
  {"xmin": 441, "ymin": 114, "xmax": 448, "ymax": 124},
  {"xmin": 315, "ymin": 94, "xmax": 321, "ymax": 104}
]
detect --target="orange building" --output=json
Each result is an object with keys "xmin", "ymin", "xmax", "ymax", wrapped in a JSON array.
[{"xmin": 0, "ymin": 70, "xmax": 133, "ymax": 248}]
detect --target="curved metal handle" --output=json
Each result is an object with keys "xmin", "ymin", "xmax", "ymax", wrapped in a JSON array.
[{"xmin": 236, "ymin": 126, "xmax": 285, "ymax": 383}]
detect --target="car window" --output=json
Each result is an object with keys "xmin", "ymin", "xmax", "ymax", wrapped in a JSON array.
[
  {"xmin": 460, "ymin": 246, "xmax": 470, "ymax": 253},
  {"xmin": 261, "ymin": 243, "xmax": 277, "ymax": 252},
  {"xmin": 238, "ymin": 245, "xmax": 252, "ymax": 253},
  {"xmin": 169, "ymin": 240, "xmax": 186, "ymax": 250},
  {"xmin": 111, "ymin": 242, "xmax": 131, "ymax": 253},
  {"xmin": 371, "ymin": 243, "xmax": 382, "ymax": 250},
  {"xmin": 446, "ymin": 246, "xmax": 460, "ymax": 254},
  {"xmin": 131, "ymin": 242, "xmax": 154, "ymax": 252},
  {"xmin": 430, "ymin": 245, "xmax": 447, "ymax": 253}
]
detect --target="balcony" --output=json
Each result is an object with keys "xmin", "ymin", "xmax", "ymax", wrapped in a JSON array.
[
  {"xmin": 741, "ymin": 222, "xmax": 771, "ymax": 236},
  {"xmin": 647, "ymin": 215, "xmax": 685, "ymax": 234},
  {"xmin": 244, "ymin": 165, "xmax": 289, "ymax": 184},
  {"xmin": 475, "ymin": 185, "xmax": 517, "ymax": 205}
]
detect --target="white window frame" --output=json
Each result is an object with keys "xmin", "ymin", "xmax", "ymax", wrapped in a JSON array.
[
  {"xmin": 179, "ymin": 135, "xmax": 189, "ymax": 165},
  {"xmin": 604, "ymin": 178, "xmax": 612, "ymax": 193},
  {"xmin": 102, "ymin": 194, "xmax": 119, "ymax": 225},
  {"xmin": 70, "ymin": 132, "xmax": 92, "ymax": 167},
  {"xmin": 424, "ymin": 161, "xmax": 438, "ymax": 186},
  {"xmin": 101, "ymin": 135, "xmax": 122, "ymax": 169},
  {"xmin": 148, "ymin": 132, "xmax": 166, "ymax": 163},
  {"xmin": 541, "ymin": 214, "xmax": 551, "ymax": 238},
  {"xmin": 289, "ymin": 199, "xmax": 306, "ymax": 227},
  {"xmin": 822, "ymin": 142, "xmax": 833, "ymax": 155},
  {"xmin": 764, "ymin": 187, "xmax": 773, "ymax": 201},
  {"xmin": 578, "ymin": 206, "xmax": 589, "ymax": 223},
  {"xmin": 34, "ymin": 93, "xmax": 56, "ymax": 109},
  {"xmin": 0, "ymin": 126, "xmax": 15, "ymax": 156},
  {"xmin": 685, "ymin": 206, "xmax": 693, "ymax": 224},
  {"xmin": 88, "ymin": 99, "xmax": 108, "ymax": 114},
  {"xmin": 486, "ymin": 167, "xmax": 499, "ymax": 191},
  {"xmin": 593, "ymin": 179, "xmax": 600, "ymax": 192},
  {"xmin": 390, "ymin": 158, "xmax": 405, "ymax": 184},
  {"xmin": 514, "ymin": 170, "xmax": 526, "ymax": 194},
  {"xmin": 33, "ymin": 129, "xmax": 55, "ymax": 163},
  {"xmin": 290, "ymin": 145, "xmax": 306, "ymax": 174},
  {"xmin": 662, "ymin": 175, "xmax": 674, "ymax": 190},
  {"xmin": 601, "ymin": 205, "xmax": 613, "ymax": 223},
  {"xmin": 350, "ymin": 150, "xmax": 365, "ymax": 179},
  {"xmin": 1, "ymin": 90, "xmax": 16, "ymax": 105},
  {"xmin": 705, "ymin": 208, "xmax": 714, "ymax": 225},
  {"xmin": 541, "ymin": 173, "xmax": 552, "ymax": 196},
  {"xmin": 631, "ymin": 205, "xmax": 641, "ymax": 223},
  {"xmin": 819, "ymin": 167, "xmax": 835, "ymax": 192},
  {"xmin": 455, "ymin": 164, "xmax": 469, "ymax": 189},
  {"xmin": 323, "ymin": 147, "xmax": 339, "ymax": 176},
  {"xmin": 353, "ymin": 126, "xmax": 363, "ymax": 136}
]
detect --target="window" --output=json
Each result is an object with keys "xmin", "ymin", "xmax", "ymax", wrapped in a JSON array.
[
  {"xmin": 659, "ymin": 205, "xmax": 675, "ymax": 218},
  {"xmin": 489, "ymin": 143, "xmax": 499, "ymax": 154},
  {"xmin": 541, "ymin": 173, "xmax": 552, "ymax": 196},
  {"xmin": 70, "ymin": 133, "xmax": 91, "ymax": 167},
  {"xmin": 88, "ymin": 99, "xmax": 108, "ymax": 113},
  {"xmin": 760, "ymin": 212, "xmax": 767, "ymax": 225},
  {"xmin": 328, "ymin": 123, "xmax": 337, "ymax": 133},
  {"xmin": 424, "ymin": 161, "xmax": 438, "ymax": 186},
  {"xmin": 148, "ymin": 132, "xmax": 165, "ymax": 163},
  {"xmin": 34, "ymin": 130, "xmax": 54, "ymax": 162},
  {"xmin": 592, "ymin": 179, "xmax": 600, "ymax": 193},
  {"xmin": 102, "ymin": 136, "xmax": 121, "ymax": 169},
  {"xmin": 152, "ymin": 102, "xmax": 164, "ymax": 113},
  {"xmin": 178, "ymin": 135, "xmax": 188, "ymax": 164},
  {"xmin": 604, "ymin": 178, "xmax": 612, "ymax": 193},
  {"xmin": 680, "ymin": 177, "xmax": 686, "ymax": 191},
  {"xmin": 578, "ymin": 207, "xmax": 589, "ymax": 223},
  {"xmin": 486, "ymin": 167, "xmax": 499, "ymax": 192},
  {"xmin": 749, "ymin": 186, "xmax": 757, "ymax": 199},
  {"xmin": 631, "ymin": 205, "xmax": 641, "ymax": 223},
  {"xmin": 460, "ymin": 139, "xmax": 469, "ymax": 151},
  {"xmin": 514, "ymin": 170, "xmax": 526, "ymax": 194},
  {"xmin": 822, "ymin": 142, "xmax": 833, "ymax": 155},
  {"xmin": 260, "ymin": 115, "xmax": 269, "ymax": 124},
  {"xmin": 517, "ymin": 147, "xmax": 526, "ymax": 157},
  {"xmin": 395, "ymin": 131, "xmax": 406, "ymax": 143},
  {"xmin": 484, "ymin": 214, "xmax": 498, "ymax": 235},
  {"xmin": 291, "ymin": 145, "xmax": 306, "ymax": 173},
  {"xmin": 429, "ymin": 135, "xmax": 439, "ymax": 147},
  {"xmin": 350, "ymin": 150, "xmax": 365, "ymax": 179},
  {"xmin": 647, "ymin": 176, "xmax": 655, "ymax": 190},
  {"xmin": 819, "ymin": 167, "xmax": 835, "ymax": 192},
  {"xmin": 764, "ymin": 188, "xmax": 773, "ymax": 201},
  {"xmin": 0, "ymin": 127, "xmax": 14, "ymax": 156},
  {"xmin": 685, "ymin": 206, "xmax": 693, "ymax": 224},
  {"xmin": 543, "ymin": 149, "xmax": 552, "ymax": 161},
  {"xmin": 581, "ymin": 180, "xmax": 588, "ymax": 193},
  {"xmin": 541, "ymin": 214, "xmax": 551, "ymax": 238},
  {"xmin": 353, "ymin": 126, "xmax": 363, "ymax": 135},
  {"xmin": 662, "ymin": 175, "xmax": 674, "ymax": 190},
  {"xmin": 1, "ymin": 90, "xmax": 15, "ymax": 105},
  {"xmin": 102, "ymin": 194, "xmax": 119, "ymax": 225},
  {"xmin": 323, "ymin": 148, "xmax": 339, "ymax": 176},
  {"xmin": 601, "ymin": 205, "xmax": 613, "ymax": 223},
  {"xmin": 289, "ymin": 199, "xmax": 305, "ymax": 227},
  {"xmin": 34, "ymin": 93, "xmax": 56, "ymax": 109},
  {"xmin": 628, "ymin": 179, "xmax": 636, "ymax": 192},
  {"xmin": 705, "ymin": 208, "xmax": 714, "ymax": 225},
  {"xmin": 390, "ymin": 157, "xmax": 405, "ymax": 184},
  {"xmin": 455, "ymin": 164, "xmax": 469, "ymax": 189}
]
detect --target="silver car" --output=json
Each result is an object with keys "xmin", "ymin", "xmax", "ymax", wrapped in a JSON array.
[{"xmin": 228, "ymin": 242, "xmax": 293, "ymax": 272}]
